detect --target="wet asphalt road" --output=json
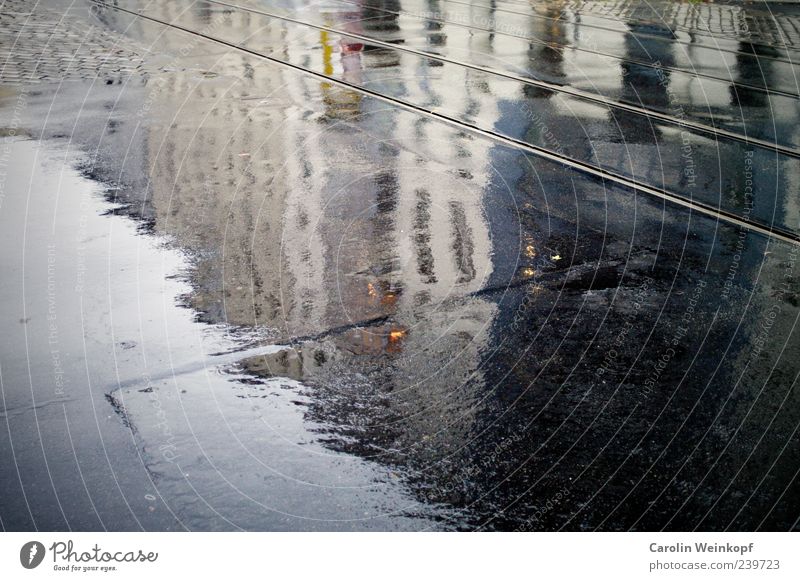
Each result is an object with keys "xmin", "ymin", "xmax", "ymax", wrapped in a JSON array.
[{"xmin": 0, "ymin": 0, "xmax": 799, "ymax": 531}]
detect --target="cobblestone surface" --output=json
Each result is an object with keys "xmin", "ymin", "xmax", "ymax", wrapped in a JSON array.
[
  {"xmin": 530, "ymin": 0, "xmax": 800, "ymax": 49},
  {"xmin": 0, "ymin": 1, "xmax": 146, "ymax": 85}
]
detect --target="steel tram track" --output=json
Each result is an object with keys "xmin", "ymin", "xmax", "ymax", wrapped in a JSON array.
[
  {"xmin": 313, "ymin": 0, "xmax": 800, "ymax": 85},
  {"xmin": 203, "ymin": 0, "xmax": 800, "ymax": 158},
  {"xmin": 390, "ymin": 0, "xmax": 800, "ymax": 65},
  {"xmin": 92, "ymin": 0, "xmax": 800, "ymax": 246}
]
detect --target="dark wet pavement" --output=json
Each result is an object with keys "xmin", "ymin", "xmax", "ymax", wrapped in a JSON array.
[{"xmin": 0, "ymin": 0, "xmax": 799, "ymax": 531}]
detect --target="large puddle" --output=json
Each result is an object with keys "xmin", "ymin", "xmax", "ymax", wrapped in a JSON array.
[{"xmin": 1, "ymin": 0, "xmax": 799, "ymax": 531}]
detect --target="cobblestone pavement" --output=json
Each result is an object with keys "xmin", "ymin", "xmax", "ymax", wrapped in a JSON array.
[
  {"xmin": 529, "ymin": 0, "xmax": 800, "ymax": 49},
  {"xmin": 0, "ymin": 0, "xmax": 146, "ymax": 85}
]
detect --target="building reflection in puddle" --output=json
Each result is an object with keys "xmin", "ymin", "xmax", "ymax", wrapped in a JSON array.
[{"xmin": 93, "ymin": 0, "xmax": 800, "ymax": 530}]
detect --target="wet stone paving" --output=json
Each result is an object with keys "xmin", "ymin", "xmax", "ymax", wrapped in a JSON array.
[
  {"xmin": 0, "ymin": 0, "xmax": 146, "ymax": 84},
  {"xmin": 0, "ymin": 0, "xmax": 799, "ymax": 532}
]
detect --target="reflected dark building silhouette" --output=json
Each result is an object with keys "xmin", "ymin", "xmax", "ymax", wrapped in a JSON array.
[
  {"xmin": 526, "ymin": 0, "xmax": 568, "ymax": 91},
  {"xmin": 615, "ymin": 21, "xmax": 675, "ymax": 144},
  {"xmin": 360, "ymin": 0, "xmax": 402, "ymax": 35},
  {"xmin": 729, "ymin": 41, "xmax": 777, "ymax": 109}
]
